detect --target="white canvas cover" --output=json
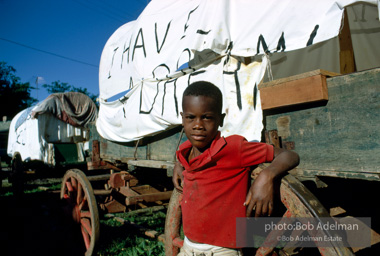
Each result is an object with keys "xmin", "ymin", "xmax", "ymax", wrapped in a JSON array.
[
  {"xmin": 97, "ymin": 0, "xmax": 378, "ymax": 142},
  {"xmin": 260, "ymin": 3, "xmax": 380, "ymax": 82},
  {"xmin": 7, "ymin": 107, "xmax": 88, "ymax": 165}
]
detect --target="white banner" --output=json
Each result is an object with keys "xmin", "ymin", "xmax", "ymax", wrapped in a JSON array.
[{"xmin": 97, "ymin": 0, "xmax": 377, "ymax": 142}]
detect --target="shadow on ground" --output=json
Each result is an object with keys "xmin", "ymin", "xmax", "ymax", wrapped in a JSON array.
[{"xmin": 0, "ymin": 188, "xmax": 85, "ymax": 256}]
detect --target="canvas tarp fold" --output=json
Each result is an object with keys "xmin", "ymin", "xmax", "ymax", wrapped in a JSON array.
[{"xmin": 32, "ymin": 92, "xmax": 98, "ymax": 127}]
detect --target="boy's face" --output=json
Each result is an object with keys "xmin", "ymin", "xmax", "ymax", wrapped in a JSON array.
[{"xmin": 181, "ymin": 95, "xmax": 225, "ymax": 152}]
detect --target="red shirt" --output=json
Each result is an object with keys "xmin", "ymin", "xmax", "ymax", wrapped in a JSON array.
[{"xmin": 176, "ymin": 132, "xmax": 274, "ymax": 248}]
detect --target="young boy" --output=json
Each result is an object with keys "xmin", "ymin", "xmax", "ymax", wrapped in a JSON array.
[{"xmin": 173, "ymin": 81, "xmax": 299, "ymax": 255}]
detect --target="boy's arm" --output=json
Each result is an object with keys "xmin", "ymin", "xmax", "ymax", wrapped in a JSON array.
[
  {"xmin": 172, "ymin": 161, "xmax": 184, "ymax": 192},
  {"xmin": 245, "ymin": 147, "xmax": 300, "ymax": 217}
]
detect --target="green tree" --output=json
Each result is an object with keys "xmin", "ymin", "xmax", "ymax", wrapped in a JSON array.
[
  {"xmin": 42, "ymin": 80, "xmax": 98, "ymax": 105},
  {"xmin": 0, "ymin": 62, "xmax": 38, "ymax": 119},
  {"xmin": 42, "ymin": 80, "xmax": 71, "ymax": 93}
]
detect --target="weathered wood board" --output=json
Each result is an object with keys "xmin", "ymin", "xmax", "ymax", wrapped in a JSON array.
[{"xmin": 264, "ymin": 68, "xmax": 380, "ymax": 180}]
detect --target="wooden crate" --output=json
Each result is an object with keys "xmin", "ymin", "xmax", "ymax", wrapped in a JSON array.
[{"xmin": 259, "ymin": 70, "xmax": 340, "ymax": 110}]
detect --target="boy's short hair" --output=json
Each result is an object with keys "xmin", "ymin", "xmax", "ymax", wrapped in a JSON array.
[{"xmin": 183, "ymin": 81, "xmax": 223, "ymax": 113}]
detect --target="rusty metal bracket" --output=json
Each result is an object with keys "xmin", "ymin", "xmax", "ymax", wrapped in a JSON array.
[
  {"xmin": 284, "ymin": 141, "xmax": 295, "ymax": 150},
  {"xmin": 265, "ymin": 130, "xmax": 281, "ymax": 148},
  {"xmin": 265, "ymin": 130, "xmax": 296, "ymax": 150}
]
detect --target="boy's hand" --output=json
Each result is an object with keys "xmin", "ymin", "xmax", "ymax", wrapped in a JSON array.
[
  {"xmin": 172, "ymin": 161, "xmax": 184, "ymax": 192},
  {"xmin": 245, "ymin": 147, "xmax": 300, "ymax": 217},
  {"xmin": 245, "ymin": 169, "xmax": 274, "ymax": 217}
]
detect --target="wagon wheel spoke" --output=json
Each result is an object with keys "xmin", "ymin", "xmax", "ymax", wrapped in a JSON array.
[
  {"xmin": 81, "ymin": 225, "xmax": 91, "ymax": 250},
  {"xmin": 64, "ymin": 181, "xmax": 75, "ymax": 204},
  {"xmin": 65, "ymin": 178, "xmax": 80, "ymax": 205},
  {"xmin": 255, "ymin": 210, "xmax": 295, "ymax": 256},
  {"xmin": 62, "ymin": 180, "xmax": 71, "ymax": 199},
  {"xmin": 77, "ymin": 182, "xmax": 83, "ymax": 205},
  {"xmin": 81, "ymin": 218, "xmax": 93, "ymax": 237},
  {"xmin": 65, "ymin": 181, "xmax": 74, "ymax": 193},
  {"xmin": 71, "ymin": 176, "xmax": 78, "ymax": 190},
  {"xmin": 80, "ymin": 210, "xmax": 92, "ymax": 219},
  {"xmin": 79, "ymin": 196, "xmax": 88, "ymax": 211}
]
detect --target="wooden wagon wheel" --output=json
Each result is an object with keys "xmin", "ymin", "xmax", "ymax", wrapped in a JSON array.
[
  {"xmin": 60, "ymin": 169, "xmax": 100, "ymax": 256},
  {"xmin": 164, "ymin": 164, "xmax": 354, "ymax": 256},
  {"xmin": 165, "ymin": 187, "xmax": 183, "ymax": 256},
  {"xmin": 10, "ymin": 152, "xmax": 24, "ymax": 197}
]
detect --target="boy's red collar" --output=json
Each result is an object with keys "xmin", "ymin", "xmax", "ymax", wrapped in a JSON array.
[{"xmin": 178, "ymin": 131, "xmax": 227, "ymax": 171}]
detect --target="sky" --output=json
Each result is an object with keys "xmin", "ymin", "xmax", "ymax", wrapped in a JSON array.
[{"xmin": 0, "ymin": 0, "xmax": 149, "ymax": 102}]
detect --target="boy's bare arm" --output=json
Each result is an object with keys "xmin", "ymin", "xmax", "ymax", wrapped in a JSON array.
[
  {"xmin": 173, "ymin": 161, "xmax": 184, "ymax": 191},
  {"xmin": 245, "ymin": 147, "xmax": 300, "ymax": 217}
]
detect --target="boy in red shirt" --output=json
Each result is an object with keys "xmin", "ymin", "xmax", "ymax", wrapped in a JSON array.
[{"xmin": 174, "ymin": 81, "xmax": 299, "ymax": 255}]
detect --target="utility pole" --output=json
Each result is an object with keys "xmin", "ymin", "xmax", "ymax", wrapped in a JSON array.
[
  {"xmin": 35, "ymin": 76, "xmax": 39, "ymax": 101},
  {"xmin": 34, "ymin": 76, "xmax": 43, "ymax": 101}
]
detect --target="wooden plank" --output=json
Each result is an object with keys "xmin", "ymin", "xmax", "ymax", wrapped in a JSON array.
[
  {"xmin": 329, "ymin": 207, "xmax": 346, "ymax": 217},
  {"xmin": 259, "ymin": 69, "xmax": 340, "ymax": 89},
  {"xmin": 339, "ymin": 9, "xmax": 356, "ymax": 74},
  {"xmin": 259, "ymin": 72, "xmax": 332, "ymax": 110},
  {"xmin": 127, "ymin": 159, "xmax": 175, "ymax": 173},
  {"xmin": 290, "ymin": 168, "xmax": 380, "ymax": 182}
]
